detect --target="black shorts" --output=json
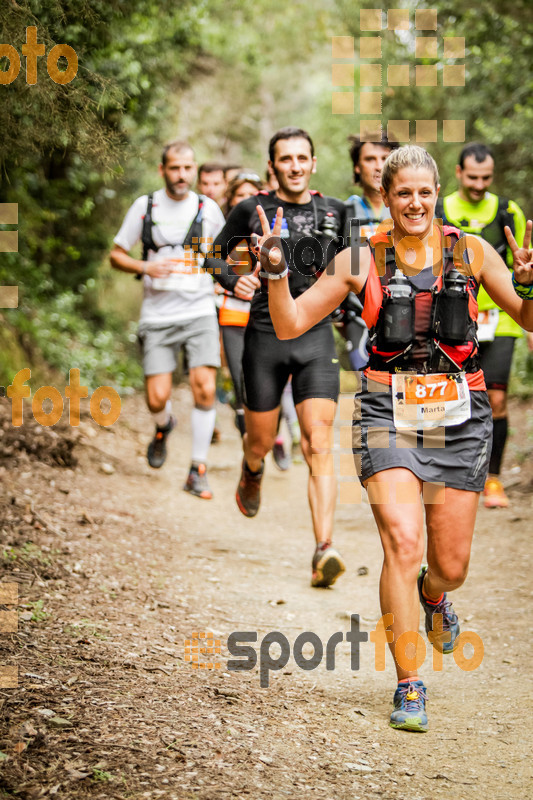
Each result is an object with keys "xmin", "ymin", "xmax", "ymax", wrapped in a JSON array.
[
  {"xmin": 242, "ymin": 325, "xmax": 340, "ymax": 412},
  {"xmin": 221, "ymin": 325, "xmax": 246, "ymax": 407},
  {"xmin": 479, "ymin": 336, "xmax": 517, "ymax": 390}
]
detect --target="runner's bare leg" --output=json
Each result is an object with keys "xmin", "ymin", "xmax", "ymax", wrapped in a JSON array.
[{"xmin": 296, "ymin": 397, "xmax": 337, "ymax": 545}]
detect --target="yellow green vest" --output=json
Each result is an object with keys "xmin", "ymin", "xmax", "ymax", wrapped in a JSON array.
[{"xmin": 442, "ymin": 192, "xmax": 526, "ymax": 338}]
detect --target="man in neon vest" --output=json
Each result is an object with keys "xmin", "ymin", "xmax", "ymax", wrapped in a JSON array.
[{"xmin": 437, "ymin": 142, "xmax": 529, "ymax": 508}]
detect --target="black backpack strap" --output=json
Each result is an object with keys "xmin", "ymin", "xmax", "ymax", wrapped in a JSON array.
[
  {"xmin": 480, "ymin": 196, "xmax": 514, "ymax": 259},
  {"xmin": 434, "ymin": 197, "xmax": 447, "ymax": 224},
  {"xmin": 443, "ymin": 228, "xmax": 461, "ymax": 273},
  {"xmin": 343, "ymin": 196, "xmax": 359, "ymax": 242},
  {"xmin": 141, "ymin": 193, "xmax": 156, "ymax": 262},
  {"xmin": 310, "ymin": 191, "xmax": 329, "ymax": 221},
  {"xmin": 496, "ymin": 196, "xmax": 515, "ymax": 236},
  {"xmin": 254, "ymin": 191, "xmax": 279, "ymax": 225},
  {"xmin": 135, "ymin": 193, "xmax": 156, "ymax": 280},
  {"xmin": 183, "ymin": 194, "xmax": 205, "ymax": 255},
  {"xmin": 137, "ymin": 192, "xmax": 206, "ymax": 280}
]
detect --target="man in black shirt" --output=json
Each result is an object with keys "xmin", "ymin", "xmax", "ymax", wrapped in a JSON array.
[{"xmin": 206, "ymin": 127, "xmax": 347, "ymax": 588}]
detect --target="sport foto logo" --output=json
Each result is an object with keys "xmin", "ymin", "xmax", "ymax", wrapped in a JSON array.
[
  {"xmin": 0, "ymin": 27, "xmax": 78, "ymax": 86},
  {"xmin": 332, "ymin": 9, "xmax": 466, "ymax": 144},
  {"xmin": 0, "ymin": 583, "xmax": 19, "ymax": 690},
  {"xmin": 5, "ymin": 368, "xmax": 121, "ymax": 427},
  {"xmin": 207, "ymin": 219, "xmax": 484, "ymax": 281},
  {"xmin": 186, "ymin": 614, "xmax": 484, "ymax": 687}
]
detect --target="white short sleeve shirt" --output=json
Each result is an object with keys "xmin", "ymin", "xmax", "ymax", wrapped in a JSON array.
[{"xmin": 114, "ymin": 189, "xmax": 225, "ymax": 325}]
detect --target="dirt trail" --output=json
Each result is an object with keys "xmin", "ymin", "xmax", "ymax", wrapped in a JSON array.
[{"xmin": 0, "ymin": 389, "xmax": 532, "ymax": 800}]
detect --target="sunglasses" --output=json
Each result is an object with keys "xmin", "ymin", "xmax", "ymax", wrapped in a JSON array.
[{"xmin": 234, "ymin": 172, "xmax": 262, "ymax": 183}]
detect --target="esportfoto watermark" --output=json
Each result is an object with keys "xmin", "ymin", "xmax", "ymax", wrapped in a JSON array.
[
  {"xmin": 331, "ymin": 8, "xmax": 465, "ymax": 143},
  {"xmin": 201, "ymin": 219, "xmax": 483, "ymax": 281},
  {"xmin": 0, "ymin": 583, "xmax": 19, "ymax": 689},
  {"xmin": 0, "ymin": 27, "xmax": 78, "ymax": 86},
  {"xmin": 186, "ymin": 614, "xmax": 484, "ymax": 687},
  {"xmin": 4, "ymin": 368, "xmax": 121, "ymax": 427}
]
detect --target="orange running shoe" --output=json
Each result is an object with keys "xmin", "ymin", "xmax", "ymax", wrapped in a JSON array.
[{"xmin": 483, "ymin": 476, "xmax": 509, "ymax": 509}]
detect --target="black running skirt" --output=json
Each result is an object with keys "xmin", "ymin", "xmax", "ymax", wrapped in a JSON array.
[{"xmin": 352, "ymin": 377, "xmax": 492, "ymax": 492}]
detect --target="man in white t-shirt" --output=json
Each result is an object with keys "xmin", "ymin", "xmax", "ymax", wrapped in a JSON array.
[{"xmin": 110, "ymin": 140, "xmax": 225, "ymax": 499}]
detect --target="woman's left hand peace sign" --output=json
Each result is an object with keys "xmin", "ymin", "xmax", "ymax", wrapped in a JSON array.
[
  {"xmin": 250, "ymin": 206, "xmax": 288, "ymax": 276},
  {"xmin": 506, "ymin": 220, "xmax": 533, "ymax": 285}
]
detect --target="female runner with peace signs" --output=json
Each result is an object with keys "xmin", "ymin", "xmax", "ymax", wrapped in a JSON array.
[{"xmin": 253, "ymin": 145, "xmax": 533, "ymax": 732}]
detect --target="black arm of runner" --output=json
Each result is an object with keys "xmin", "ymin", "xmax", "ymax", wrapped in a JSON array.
[{"xmin": 205, "ymin": 202, "xmax": 257, "ymax": 292}]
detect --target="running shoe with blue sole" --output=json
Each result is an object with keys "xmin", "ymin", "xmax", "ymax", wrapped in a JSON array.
[
  {"xmin": 390, "ymin": 680, "xmax": 428, "ymax": 732},
  {"xmin": 417, "ymin": 566, "xmax": 460, "ymax": 654}
]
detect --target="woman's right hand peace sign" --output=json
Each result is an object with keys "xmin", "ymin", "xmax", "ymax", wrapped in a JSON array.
[{"xmin": 250, "ymin": 206, "xmax": 288, "ymax": 276}]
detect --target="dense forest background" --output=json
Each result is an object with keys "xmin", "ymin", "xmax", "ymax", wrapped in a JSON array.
[{"xmin": 1, "ymin": 0, "xmax": 532, "ymax": 393}]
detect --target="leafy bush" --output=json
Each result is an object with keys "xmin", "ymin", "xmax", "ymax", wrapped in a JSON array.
[
  {"xmin": 509, "ymin": 336, "xmax": 533, "ymax": 400},
  {"xmin": 3, "ymin": 291, "xmax": 143, "ymax": 393}
]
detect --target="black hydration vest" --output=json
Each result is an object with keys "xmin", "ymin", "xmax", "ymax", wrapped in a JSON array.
[
  {"xmin": 365, "ymin": 230, "xmax": 481, "ymax": 375},
  {"xmin": 435, "ymin": 196, "xmax": 515, "ymax": 259},
  {"xmin": 136, "ymin": 192, "xmax": 206, "ymax": 279}
]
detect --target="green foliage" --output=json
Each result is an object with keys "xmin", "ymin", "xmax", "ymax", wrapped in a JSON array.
[
  {"xmin": 2, "ymin": 542, "xmax": 50, "ymax": 567},
  {"xmin": 1, "ymin": 0, "xmax": 532, "ymax": 393},
  {"xmin": 4, "ymin": 291, "xmax": 143, "ymax": 392},
  {"xmin": 164, "ymin": 0, "xmax": 337, "ymax": 173},
  {"xmin": 1, "ymin": 0, "xmax": 205, "ymax": 295},
  {"xmin": 0, "ymin": 0, "xmax": 206, "ymax": 381},
  {"xmin": 91, "ymin": 768, "xmax": 113, "ymax": 782},
  {"xmin": 509, "ymin": 336, "xmax": 533, "ymax": 400},
  {"xmin": 26, "ymin": 599, "xmax": 49, "ymax": 622},
  {"xmin": 335, "ymin": 0, "xmax": 533, "ymax": 214}
]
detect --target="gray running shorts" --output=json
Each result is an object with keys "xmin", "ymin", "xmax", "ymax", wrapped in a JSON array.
[{"xmin": 138, "ymin": 315, "xmax": 221, "ymax": 376}]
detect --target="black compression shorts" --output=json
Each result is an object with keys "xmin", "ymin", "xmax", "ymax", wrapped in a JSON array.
[
  {"xmin": 221, "ymin": 325, "xmax": 246, "ymax": 407},
  {"xmin": 242, "ymin": 325, "xmax": 340, "ymax": 412},
  {"xmin": 479, "ymin": 336, "xmax": 517, "ymax": 390}
]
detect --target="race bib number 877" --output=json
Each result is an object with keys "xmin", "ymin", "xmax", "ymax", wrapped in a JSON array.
[{"xmin": 391, "ymin": 373, "xmax": 471, "ymax": 429}]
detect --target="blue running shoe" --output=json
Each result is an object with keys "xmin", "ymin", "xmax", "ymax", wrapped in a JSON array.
[
  {"xmin": 417, "ymin": 566, "xmax": 460, "ymax": 654},
  {"xmin": 390, "ymin": 680, "xmax": 428, "ymax": 732}
]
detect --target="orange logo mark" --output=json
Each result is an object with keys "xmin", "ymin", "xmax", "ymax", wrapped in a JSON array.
[{"xmin": 185, "ymin": 631, "xmax": 222, "ymax": 670}]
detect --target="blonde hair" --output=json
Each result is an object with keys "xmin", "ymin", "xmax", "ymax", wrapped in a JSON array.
[{"xmin": 381, "ymin": 145, "xmax": 439, "ymax": 193}]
